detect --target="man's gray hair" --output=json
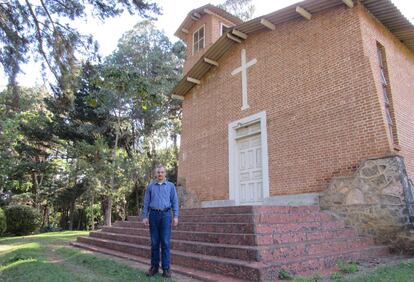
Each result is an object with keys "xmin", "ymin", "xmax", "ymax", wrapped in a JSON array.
[{"xmin": 155, "ymin": 164, "xmax": 166, "ymax": 172}]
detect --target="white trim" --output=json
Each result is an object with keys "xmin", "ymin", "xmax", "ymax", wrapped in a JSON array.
[
  {"xmin": 231, "ymin": 49, "xmax": 257, "ymax": 110},
  {"xmin": 264, "ymin": 193, "xmax": 320, "ymax": 206},
  {"xmin": 296, "ymin": 6, "xmax": 312, "ymax": 20},
  {"xmin": 226, "ymin": 33, "xmax": 242, "ymax": 43},
  {"xmin": 228, "ymin": 111, "xmax": 269, "ymax": 205},
  {"xmin": 232, "ymin": 29, "xmax": 248, "ymax": 40},
  {"xmin": 260, "ymin": 18, "xmax": 275, "ymax": 30},
  {"xmin": 201, "ymin": 193, "xmax": 320, "ymax": 207},
  {"xmin": 192, "ymin": 24, "xmax": 205, "ymax": 55},
  {"xmin": 187, "ymin": 77, "xmax": 201, "ymax": 84},
  {"xmin": 171, "ymin": 94, "xmax": 184, "ymax": 100},
  {"xmin": 220, "ymin": 22, "xmax": 229, "ymax": 36},
  {"xmin": 342, "ymin": 0, "xmax": 354, "ymax": 8},
  {"xmin": 203, "ymin": 57, "xmax": 219, "ymax": 66}
]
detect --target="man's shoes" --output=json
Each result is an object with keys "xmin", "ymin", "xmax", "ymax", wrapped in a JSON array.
[
  {"xmin": 146, "ymin": 266, "xmax": 159, "ymax": 277},
  {"xmin": 162, "ymin": 269, "xmax": 171, "ymax": 278}
]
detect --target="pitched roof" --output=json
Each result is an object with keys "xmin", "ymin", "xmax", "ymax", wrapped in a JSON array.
[
  {"xmin": 171, "ymin": 0, "xmax": 414, "ymax": 98},
  {"xmin": 174, "ymin": 4, "xmax": 243, "ymax": 41}
]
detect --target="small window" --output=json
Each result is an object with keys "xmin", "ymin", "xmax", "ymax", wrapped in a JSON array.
[
  {"xmin": 377, "ymin": 43, "xmax": 397, "ymax": 145},
  {"xmin": 220, "ymin": 23, "xmax": 229, "ymax": 36},
  {"xmin": 193, "ymin": 25, "xmax": 205, "ymax": 54}
]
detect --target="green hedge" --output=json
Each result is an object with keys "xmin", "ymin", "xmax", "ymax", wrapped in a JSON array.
[{"xmin": 5, "ymin": 205, "xmax": 40, "ymax": 236}]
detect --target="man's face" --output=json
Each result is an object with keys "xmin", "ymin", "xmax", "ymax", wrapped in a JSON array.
[{"xmin": 156, "ymin": 167, "xmax": 166, "ymax": 182}]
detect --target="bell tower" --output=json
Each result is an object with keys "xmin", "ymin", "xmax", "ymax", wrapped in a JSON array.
[{"xmin": 175, "ymin": 4, "xmax": 242, "ymax": 74}]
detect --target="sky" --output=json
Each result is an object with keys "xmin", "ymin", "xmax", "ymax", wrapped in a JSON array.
[{"xmin": 0, "ymin": 0, "xmax": 413, "ymax": 90}]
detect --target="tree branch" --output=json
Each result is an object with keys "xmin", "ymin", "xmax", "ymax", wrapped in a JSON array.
[{"xmin": 24, "ymin": 0, "xmax": 60, "ymax": 82}]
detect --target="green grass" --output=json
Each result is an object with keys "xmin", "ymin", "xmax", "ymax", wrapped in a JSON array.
[
  {"xmin": 337, "ymin": 260, "xmax": 358, "ymax": 274},
  {"xmin": 295, "ymin": 260, "xmax": 414, "ymax": 282},
  {"xmin": 0, "ymin": 231, "xmax": 171, "ymax": 282},
  {"xmin": 345, "ymin": 261, "xmax": 414, "ymax": 282}
]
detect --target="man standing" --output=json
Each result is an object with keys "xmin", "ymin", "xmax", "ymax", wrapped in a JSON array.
[{"xmin": 142, "ymin": 165, "xmax": 179, "ymax": 278}]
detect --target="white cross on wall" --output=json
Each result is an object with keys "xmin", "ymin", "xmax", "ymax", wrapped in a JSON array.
[{"xmin": 231, "ymin": 49, "xmax": 257, "ymax": 110}]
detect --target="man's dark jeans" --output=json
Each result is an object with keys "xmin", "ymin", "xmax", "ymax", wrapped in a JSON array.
[{"xmin": 149, "ymin": 209, "xmax": 172, "ymax": 270}]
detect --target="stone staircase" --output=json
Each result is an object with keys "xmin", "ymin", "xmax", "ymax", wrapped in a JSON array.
[{"xmin": 71, "ymin": 205, "xmax": 389, "ymax": 281}]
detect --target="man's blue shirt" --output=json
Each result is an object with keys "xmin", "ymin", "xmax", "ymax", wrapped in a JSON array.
[{"xmin": 143, "ymin": 180, "xmax": 179, "ymax": 219}]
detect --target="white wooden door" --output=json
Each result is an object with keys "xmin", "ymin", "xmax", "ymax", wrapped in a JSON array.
[{"xmin": 236, "ymin": 122, "xmax": 263, "ymax": 204}]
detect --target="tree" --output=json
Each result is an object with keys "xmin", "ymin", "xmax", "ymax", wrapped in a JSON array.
[
  {"xmin": 218, "ymin": 0, "xmax": 255, "ymax": 21},
  {"xmin": 106, "ymin": 21, "xmax": 184, "ymax": 214},
  {"xmin": 0, "ymin": 0, "xmax": 160, "ymax": 110}
]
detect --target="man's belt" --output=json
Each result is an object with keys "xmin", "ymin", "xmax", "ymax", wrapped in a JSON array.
[{"xmin": 150, "ymin": 207, "xmax": 171, "ymax": 212}]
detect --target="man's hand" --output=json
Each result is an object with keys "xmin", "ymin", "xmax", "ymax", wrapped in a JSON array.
[
  {"xmin": 173, "ymin": 218, "xmax": 179, "ymax": 227},
  {"xmin": 142, "ymin": 218, "xmax": 149, "ymax": 226}
]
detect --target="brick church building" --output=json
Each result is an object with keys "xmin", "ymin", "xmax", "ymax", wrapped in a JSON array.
[
  {"xmin": 172, "ymin": 0, "xmax": 414, "ymax": 208},
  {"xmin": 73, "ymin": 1, "xmax": 414, "ymax": 279}
]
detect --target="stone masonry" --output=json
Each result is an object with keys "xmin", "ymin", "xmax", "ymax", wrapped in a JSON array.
[{"xmin": 320, "ymin": 155, "xmax": 414, "ymax": 246}]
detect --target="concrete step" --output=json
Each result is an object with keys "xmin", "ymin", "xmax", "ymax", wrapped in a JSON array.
[
  {"xmin": 104, "ymin": 224, "xmax": 358, "ymax": 246},
  {"xmin": 115, "ymin": 221, "xmax": 256, "ymax": 233},
  {"xmin": 90, "ymin": 231, "xmax": 260, "ymax": 261},
  {"xmin": 101, "ymin": 226, "xmax": 258, "ymax": 245},
  {"xmin": 113, "ymin": 219, "xmax": 345, "ymax": 234},
  {"xmin": 257, "ymin": 228, "xmax": 358, "ymax": 245},
  {"xmin": 75, "ymin": 236, "xmax": 264, "ymax": 280},
  {"xmin": 73, "ymin": 236, "xmax": 389, "ymax": 281},
  {"xmin": 72, "ymin": 205, "xmax": 390, "ymax": 280},
  {"xmin": 259, "ymin": 236, "xmax": 375, "ymax": 261},
  {"xmin": 127, "ymin": 211, "xmax": 333, "ymax": 224},
  {"xmin": 177, "ymin": 205, "xmax": 320, "ymax": 216},
  {"xmin": 90, "ymin": 230, "xmax": 373, "ymax": 262},
  {"xmin": 70, "ymin": 241, "xmax": 247, "ymax": 282}
]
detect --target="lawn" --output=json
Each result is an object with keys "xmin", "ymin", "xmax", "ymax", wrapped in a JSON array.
[
  {"xmin": 0, "ymin": 231, "xmax": 170, "ymax": 282},
  {"xmin": 1, "ymin": 231, "xmax": 413, "ymax": 282},
  {"xmin": 293, "ymin": 259, "xmax": 414, "ymax": 282}
]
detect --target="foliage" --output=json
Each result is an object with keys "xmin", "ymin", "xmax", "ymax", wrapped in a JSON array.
[
  {"xmin": 0, "ymin": 19, "xmax": 183, "ymax": 229},
  {"xmin": 0, "ymin": 0, "xmax": 160, "ymax": 103},
  {"xmin": 5, "ymin": 205, "xmax": 40, "ymax": 235},
  {"xmin": 330, "ymin": 271, "xmax": 345, "ymax": 281},
  {"xmin": 346, "ymin": 260, "xmax": 414, "ymax": 282},
  {"xmin": 278, "ymin": 268, "xmax": 294, "ymax": 280},
  {"xmin": 294, "ymin": 272, "xmax": 321, "ymax": 282},
  {"xmin": 337, "ymin": 260, "xmax": 359, "ymax": 274},
  {"xmin": 218, "ymin": 0, "xmax": 255, "ymax": 21},
  {"xmin": 0, "ymin": 208, "xmax": 6, "ymax": 235}
]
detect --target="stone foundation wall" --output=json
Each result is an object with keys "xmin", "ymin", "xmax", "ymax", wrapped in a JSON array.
[
  {"xmin": 320, "ymin": 155, "xmax": 414, "ymax": 244},
  {"xmin": 177, "ymin": 177, "xmax": 200, "ymax": 208}
]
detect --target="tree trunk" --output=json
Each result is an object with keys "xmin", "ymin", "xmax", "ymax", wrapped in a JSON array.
[
  {"xmin": 90, "ymin": 193, "xmax": 95, "ymax": 231},
  {"xmin": 69, "ymin": 201, "xmax": 75, "ymax": 230},
  {"xmin": 31, "ymin": 172, "xmax": 39, "ymax": 209},
  {"xmin": 135, "ymin": 182, "xmax": 140, "ymax": 216},
  {"xmin": 41, "ymin": 205, "xmax": 49, "ymax": 228},
  {"xmin": 77, "ymin": 209, "xmax": 82, "ymax": 230},
  {"xmin": 103, "ymin": 196, "xmax": 112, "ymax": 226},
  {"xmin": 104, "ymin": 115, "xmax": 120, "ymax": 227}
]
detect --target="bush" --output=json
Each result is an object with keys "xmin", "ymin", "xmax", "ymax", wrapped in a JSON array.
[
  {"xmin": 0, "ymin": 208, "xmax": 6, "ymax": 235},
  {"xmin": 337, "ymin": 260, "xmax": 359, "ymax": 274},
  {"xmin": 5, "ymin": 205, "xmax": 40, "ymax": 236}
]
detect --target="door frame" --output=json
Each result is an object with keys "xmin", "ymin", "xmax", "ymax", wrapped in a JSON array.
[{"xmin": 228, "ymin": 111, "xmax": 270, "ymax": 205}]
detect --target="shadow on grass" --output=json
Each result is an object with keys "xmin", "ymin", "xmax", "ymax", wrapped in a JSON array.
[
  {"xmin": 0, "ymin": 231, "xmax": 172, "ymax": 281},
  {"xmin": 0, "ymin": 231, "xmax": 90, "ymax": 245},
  {"xmin": 57, "ymin": 246, "xmax": 170, "ymax": 281}
]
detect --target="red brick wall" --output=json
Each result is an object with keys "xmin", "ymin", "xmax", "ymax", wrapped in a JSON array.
[
  {"xmin": 358, "ymin": 6, "xmax": 414, "ymax": 179},
  {"xmin": 183, "ymin": 15, "xmax": 235, "ymax": 74},
  {"xmin": 178, "ymin": 4, "xmax": 410, "ymax": 202}
]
